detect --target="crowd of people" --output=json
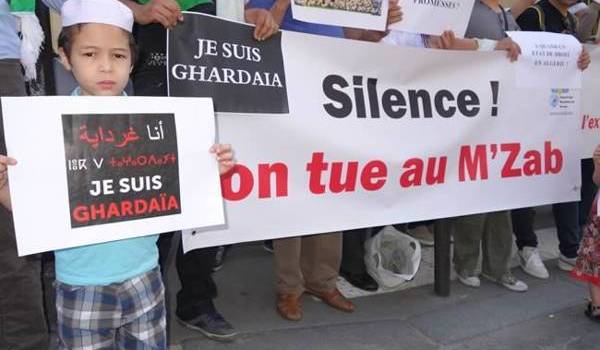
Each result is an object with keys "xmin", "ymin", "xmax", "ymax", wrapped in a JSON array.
[{"xmin": 0, "ymin": 0, "xmax": 599, "ymax": 349}]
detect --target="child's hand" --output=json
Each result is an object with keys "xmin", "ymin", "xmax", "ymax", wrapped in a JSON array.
[
  {"xmin": 245, "ymin": 9, "xmax": 280, "ymax": 41},
  {"xmin": 578, "ymin": 47, "xmax": 591, "ymax": 71},
  {"xmin": 210, "ymin": 144, "xmax": 235, "ymax": 175},
  {"xmin": 0, "ymin": 155, "xmax": 17, "ymax": 191}
]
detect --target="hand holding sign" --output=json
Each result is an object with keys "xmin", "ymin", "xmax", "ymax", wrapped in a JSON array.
[
  {"xmin": 0, "ymin": 155, "xmax": 17, "ymax": 211},
  {"xmin": 578, "ymin": 46, "xmax": 591, "ymax": 71},
  {"xmin": 245, "ymin": 8, "xmax": 280, "ymax": 42},
  {"xmin": 210, "ymin": 143, "xmax": 236, "ymax": 175},
  {"xmin": 506, "ymin": 31, "xmax": 582, "ymax": 89}
]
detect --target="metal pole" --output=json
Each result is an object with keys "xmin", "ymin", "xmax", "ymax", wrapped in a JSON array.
[{"xmin": 434, "ymin": 218, "xmax": 452, "ymax": 297}]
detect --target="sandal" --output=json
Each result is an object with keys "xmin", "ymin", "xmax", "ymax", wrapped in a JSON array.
[{"xmin": 584, "ymin": 302, "xmax": 600, "ymax": 323}]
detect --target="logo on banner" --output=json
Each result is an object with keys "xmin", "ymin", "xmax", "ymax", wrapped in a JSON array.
[
  {"xmin": 168, "ymin": 14, "xmax": 289, "ymax": 114},
  {"xmin": 62, "ymin": 114, "xmax": 181, "ymax": 228},
  {"xmin": 549, "ymin": 88, "xmax": 576, "ymax": 116}
]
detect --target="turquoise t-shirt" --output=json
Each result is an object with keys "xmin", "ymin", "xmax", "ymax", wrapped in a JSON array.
[
  {"xmin": 55, "ymin": 236, "xmax": 159, "ymax": 286},
  {"xmin": 55, "ymin": 87, "xmax": 159, "ymax": 286}
]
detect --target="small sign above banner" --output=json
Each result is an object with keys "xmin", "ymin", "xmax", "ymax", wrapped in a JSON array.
[
  {"xmin": 507, "ymin": 31, "xmax": 583, "ymax": 89},
  {"xmin": 389, "ymin": 0, "xmax": 475, "ymax": 37}
]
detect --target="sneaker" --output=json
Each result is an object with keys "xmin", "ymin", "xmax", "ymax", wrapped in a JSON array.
[
  {"xmin": 558, "ymin": 254, "xmax": 577, "ymax": 272},
  {"xmin": 212, "ymin": 246, "xmax": 229, "ymax": 272},
  {"xmin": 407, "ymin": 225, "xmax": 434, "ymax": 247},
  {"xmin": 263, "ymin": 240, "xmax": 273, "ymax": 253},
  {"xmin": 177, "ymin": 307, "xmax": 237, "ymax": 342},
  {"xmin": 457, "ymin": 273, "xmax": 480, "ymax": 288},
  {"xmin": 483, "ymin": 272, "xmax": 528, "ymax": 292},
  {"xmin": 518, "ymin": 247, "xmax": 549, "ymax": 279}
]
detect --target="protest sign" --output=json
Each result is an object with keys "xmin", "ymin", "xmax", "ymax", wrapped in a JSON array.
[
  {"xmin": 167, "ymin": 14, "xmax": 288, "ymax": 114},
  {"xmin": 507, "ymin": 31, "xmax": 583, "ymax": 89},
  {"xmin": 167, "ymin": 14, "xmax": 583, "ymax": 252},
  {"xmin": 1, "ymin": 97, "xmax": 224, "ymax": 256},
  {"xmin": 290, "ymin": 0, "xmax": 389, "ymax": 31},
  {"xmin": 389, "ymin": 0, "xmax": 475, "ymax": 37}
]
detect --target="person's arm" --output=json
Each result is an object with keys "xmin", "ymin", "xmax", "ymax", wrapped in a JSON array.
[
  {"xmin": 428, "ymin": 31, "xmax": 521, "ymax": 61},
  {"xmin": 210, "ymin": 144, "xmax": 236, "ymax": 175},
  {"xmin": 578, "ymin": 46, "xmax": 591, "ymax": 70},
  {"xmin": 593, "ymin": 145, "xmax": 600, "ymax": 185},
  {"xmin": 510, "ymin": 0, "xmax": 536, "ymax": 19},
  {"xmin": 427, "ymin": 31, "xmax": 478, "ymax": 50},
  {"xmin": 118, "ymin": 0, "xmax": 182, "ymax": 28},
  {"xmin": 516, "ymin": 7, "xmax": 543, "ymax": 31},
  {"xmin": 0, "ymin": 156, "xmax": 17, "ymax": 212},
  {"xmin": 245, "ymin": 8, "xmax": 280, "ymax": 41},
  {"xmin": 0, "ymin": 185, "xmax": 11, "ymax": 211},
  {"xmin": 269, "ymin": 0, "xmax": 291, "ymax": 27}
]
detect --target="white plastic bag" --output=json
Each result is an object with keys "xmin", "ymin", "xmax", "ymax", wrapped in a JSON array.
[{"xmin": 365, "ymin": 230, "xmax": 422, "ymax": 289}]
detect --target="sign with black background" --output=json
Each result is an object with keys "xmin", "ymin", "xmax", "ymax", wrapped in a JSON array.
[
  {"xmin": 168, "ymin": 13, "xmax": 289, "ymax": 114},
  {"xmin": 62, "ymin": 114, "xmax": 181, "ymax": 228}
]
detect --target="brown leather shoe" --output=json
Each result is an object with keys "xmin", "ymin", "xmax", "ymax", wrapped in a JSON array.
[
  {"xmin": 276, "ymin": 293, "xmax": 302, "ymax": 321},
  {"xmin": 306, "ymin": 288, "xmax": 355, "ymax": 313}
]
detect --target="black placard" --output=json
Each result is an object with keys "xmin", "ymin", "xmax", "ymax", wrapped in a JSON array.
[
  {"xmin": 168, "ymin": 13, "xmax": 289, "ymax": 114},
  {"xmin": 62, "ymin": 113, "xmax": 181, "ymax": 228}
]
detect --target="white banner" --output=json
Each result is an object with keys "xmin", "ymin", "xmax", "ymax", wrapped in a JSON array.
[
  {"xmin": 291, "ymin": 0, "xmax": 389, "ymax": 31},
  {"xmin": 389, "ymin": 0, "xmax": 475, "ymax": 37},
  {"xmin": 168, "ymin": 15, "xmax": 584, "ymax": 253},
  {"xmin": 2, "ymin": 97, "xmax": 224, "ymax": 256},
  {"xmin": 580, "ymin": 44, "xmax": 600, "ymax": 158}
]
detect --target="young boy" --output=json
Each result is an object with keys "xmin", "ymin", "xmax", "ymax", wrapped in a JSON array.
[{"xmin": 1, "ymin": 0, "xmax": 235, "ymax": 348}]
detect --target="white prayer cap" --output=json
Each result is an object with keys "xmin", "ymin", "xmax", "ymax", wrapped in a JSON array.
[{"xmin": 61, "ymin": 0, "xmax": 134, "ymax": 33}]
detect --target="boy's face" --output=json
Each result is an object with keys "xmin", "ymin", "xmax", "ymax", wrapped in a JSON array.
[{"xmin": 59, "ymin": 23, "xmax": 132, "ymax": 96}]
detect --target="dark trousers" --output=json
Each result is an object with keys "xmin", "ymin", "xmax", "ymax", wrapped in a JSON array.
[
  {"xmin": 511, "ymin": 159, "xmax": 596, "ymax": 258},
  {"xmin": 156, "ymin": 233, "xmax": 218, "ymax": 320},
  {"xmin": 341, "ymin": 227, "xmax": 384, "ymax": 275},
  {"xmin": 0, "ymin": 59, "xmax": 48, "ymax": 349}
]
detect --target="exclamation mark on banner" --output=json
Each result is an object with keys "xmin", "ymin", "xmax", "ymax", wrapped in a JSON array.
[{"xmin": 490, "ymin": 81, "xmax": 499, "ymax": 117}]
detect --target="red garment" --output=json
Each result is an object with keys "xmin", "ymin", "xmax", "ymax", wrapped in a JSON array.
[{"xmin": 572, "ymin": 195, "xmax": 600, "ymax": 287}]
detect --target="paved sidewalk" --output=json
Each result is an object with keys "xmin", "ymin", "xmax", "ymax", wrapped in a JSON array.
[{"xmin": 166, "ymin": 220, "xmax": 598, "ymax": 349}]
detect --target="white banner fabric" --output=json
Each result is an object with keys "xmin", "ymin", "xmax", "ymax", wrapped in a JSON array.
[{"xmin": 180, "ymin": 28, "xmax": 583, "ymax": 252}]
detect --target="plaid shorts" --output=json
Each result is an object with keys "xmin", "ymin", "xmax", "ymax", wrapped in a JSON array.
[{"xmin": 55, "ymin": 267, "xmax": 166, "ymax": 350}]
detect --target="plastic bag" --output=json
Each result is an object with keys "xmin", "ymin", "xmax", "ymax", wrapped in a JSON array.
[{"xmin": 365, "ymin": 230, "xmax": 422, "ymax": 289}]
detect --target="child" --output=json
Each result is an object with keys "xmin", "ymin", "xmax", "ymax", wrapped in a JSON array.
[
  {"xmin": 1, "ymin": 0, "xmax": 235, "ymax": 348},
  {"xmin": 572, "ymin": 144, "xmax": 600, "ymax": 323}
]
